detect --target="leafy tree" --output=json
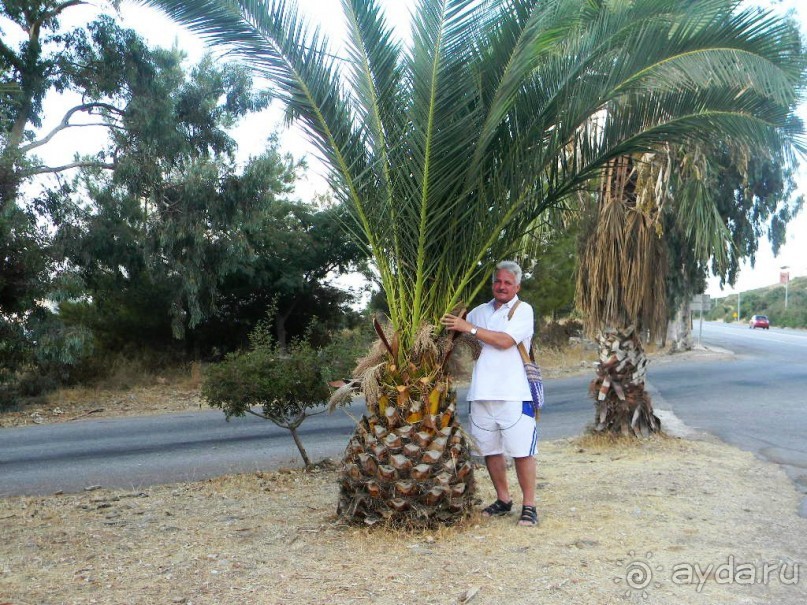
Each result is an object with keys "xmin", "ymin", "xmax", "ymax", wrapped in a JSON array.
[
  {"xmin": 55, "ymin": 150, "xmax": 365, "ymax": 360},
  {"xmin": 711, "ymin": 148, "xmax": 804, "ymax": 285},
  {"xmin": 55, "ymin": 145, "xmax": 289, "ymax": 343},
  {"xmin": 142, "ymin": 0, "xmax": 806, "ymax": 525},
  {"xmin": 196, "ymin": 198, "xmax": 367, "ymax": 353},
  {"xmin": 1, "ymin": 2, "xmax": 272, "ymax": 391},
  {"xmin": 0, "ymin": 181, "xmax": 51, "ymax": 404},
  {"xmin": 40, "ymin": 41, "xmax": 285, "ymax": 350},
  {"xmin": 657, "ymin": 145, "xmax": 803, "ymax": 349},
  {"xmin": 2, "ymin": 4, "xmax": 149, "ymax": 190}
]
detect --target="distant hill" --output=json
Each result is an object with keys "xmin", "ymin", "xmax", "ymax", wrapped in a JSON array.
[{"xmin": 707, "ymin": 275, "xmax": 807, "ymax": 328}]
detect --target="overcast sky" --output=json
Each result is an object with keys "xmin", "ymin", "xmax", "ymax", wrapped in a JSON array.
[{"xmin": 22, "ymin": 0, "xmax": 807, "ymax": 296}]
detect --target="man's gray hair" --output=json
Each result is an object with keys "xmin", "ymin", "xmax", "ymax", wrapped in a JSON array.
[{"xmin": 494, "ymin": 260, "xmax": 523, "ymax": 285}]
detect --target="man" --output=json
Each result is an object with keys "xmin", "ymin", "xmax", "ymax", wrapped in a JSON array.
[{"xmin": 440, "ymin": 260, "xmax": 538, "ymax": 526}]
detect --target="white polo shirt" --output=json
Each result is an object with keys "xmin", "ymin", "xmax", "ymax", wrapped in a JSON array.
[{"xmin": 466, "ymin": 295, "xmax": 534, "ymax": 402}]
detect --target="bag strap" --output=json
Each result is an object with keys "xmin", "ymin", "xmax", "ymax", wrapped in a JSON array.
[
  {"xmin": 517, "ymin": 342, "xmax": 532, "ymax": 364},
  {"xmin": 507, "ymin": 300, "xmax": 535, "ymax": 363},
  {"xmin": 506, "ymin": 300, "xmax": 521, "ymax": 320}
]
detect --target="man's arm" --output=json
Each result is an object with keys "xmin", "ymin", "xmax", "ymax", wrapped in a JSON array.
[{"xmin": 440, "ymin": 313, "xmax": 516, "ymax": 350}]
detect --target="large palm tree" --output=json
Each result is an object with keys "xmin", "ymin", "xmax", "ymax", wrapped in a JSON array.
[
  {"xmin": 576, "ymin": 152, "xmax": 671, "ymax": 436},
  {"xmin": 577, "ymin": 135, "xmax": 803, "ymax": 436},
  {"xmin": 139, "ymin": 0, "xmax": 804, "ymax": 525}
]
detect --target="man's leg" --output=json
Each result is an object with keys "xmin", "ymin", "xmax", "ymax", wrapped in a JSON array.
[
  {"xmin": 514, "ymin": 455, "xmax": 538, "ymax": 526},
  {"xmin": 485, "ymin": 453, "xmax": 511, "ymax": 504},
  {"xmin": 513, "ymin": 455, "xmax": 536, "ymax": 506}
]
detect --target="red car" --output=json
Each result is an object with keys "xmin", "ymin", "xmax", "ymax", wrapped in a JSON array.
[{"xmin": 749, "ymin": 315, "xmax": 769, "ymax": 329}]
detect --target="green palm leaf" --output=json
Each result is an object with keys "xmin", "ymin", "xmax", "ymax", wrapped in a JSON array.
[{"xmin": 138, "ymin": 0, "xmax": 805, "ymax": 357}]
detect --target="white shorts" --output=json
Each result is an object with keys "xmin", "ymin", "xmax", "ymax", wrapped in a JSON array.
[{"xmin": 468, "ymin": 400, "xmax": 538, "ymax": 458}]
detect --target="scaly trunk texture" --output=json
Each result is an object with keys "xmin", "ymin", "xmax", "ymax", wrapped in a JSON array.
[
  {"xmin": 335, "ymin": 326, "xmax": 476, "ymax": 527},
  {"xmin": 589, "ymin": 326, "xmax": 661, "ymax": 436}
]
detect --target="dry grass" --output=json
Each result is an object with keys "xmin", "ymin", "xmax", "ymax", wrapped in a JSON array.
[
  {"xmin": 538, "ymin": 343, "xmax": 597, "ymax": 378},
  {"xmin": 6, "ymin": 342, "xmax": 803, "ymax": 603},
  {"xmin": 1, "ymin": 436, "xmax": 805, "ymax": 605},
  {"xmin": 0, "ymin": 366, "xmax": 205, "ymax": 428}
]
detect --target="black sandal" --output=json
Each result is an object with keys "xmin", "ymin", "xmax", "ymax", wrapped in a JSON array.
[
  {"xmin": 518, "ymin": 505, "xmax": 538, "ymax": 526},
  {"xmin": 482, "ymin": 498, "xmax": 513, "ymax": 517}
]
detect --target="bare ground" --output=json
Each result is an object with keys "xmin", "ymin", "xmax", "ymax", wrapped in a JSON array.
[
  {"xmin": 1, "ymin": 435, "xmax": 805, "ymax": 605},
  {"xmin": 2, "ymin": 345, "xmax": 805, "ymax": 604}
]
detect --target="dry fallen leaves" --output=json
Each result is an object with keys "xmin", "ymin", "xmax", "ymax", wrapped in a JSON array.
[{"xmin": 1, "ymin": 436, "xmax": 805, "ymax": 605}]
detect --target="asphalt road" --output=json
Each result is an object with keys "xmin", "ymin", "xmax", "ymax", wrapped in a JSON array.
[
  {"xmin": 0, "ymin": 376, "xmax": 596, "ymax": 497},
  {"xmin": 1, "ymin": 321, "xmax": 806, "ymax": 517},
  {"xmin": 648, "ymin": 321, "xmax": 807, "ymax": 516}
]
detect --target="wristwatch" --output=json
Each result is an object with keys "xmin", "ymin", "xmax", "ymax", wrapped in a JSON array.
[{"xmin": 470, "ymin": 326, "xmax": 478, "ymax": 337}]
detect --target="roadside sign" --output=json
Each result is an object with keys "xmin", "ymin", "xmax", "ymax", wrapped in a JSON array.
[{"xmin": 690, "ymin": 294, "xmax": 711, "ymax": 312}]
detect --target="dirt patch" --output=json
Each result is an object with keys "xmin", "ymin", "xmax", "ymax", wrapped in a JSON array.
[
  {"xmin": 0, "ymin": 381, "xmax": 205, "ymax": 428},
  {"xmin": 1, "ymin": 435, "xmax": 804, "ymax": 605}
]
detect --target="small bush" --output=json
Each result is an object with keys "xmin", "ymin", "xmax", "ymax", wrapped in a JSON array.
[
  {"xmin": 201, "ymin": 314, "xmax": 362, "ymax": 466},
  {"xmin": 203, "ymin": 337, "xmax": 330, "ymax": 424},
  {"xmin": 0, "ymin": 367, "xmax": 58, "ymax": 411},
  {"xmin": 15, "ymin": 371, "xmax": 61, "ymax": 398},
  {"xmin": 0, "ymin": 377, "xmax": 17, "ymax": 412},
  {"xmin": 67, "ymin": 348, "xmax": 184, "ymax": 388}
]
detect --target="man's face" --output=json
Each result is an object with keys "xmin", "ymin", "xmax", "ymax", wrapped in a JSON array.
[{"xmin": 492, "ymin": 269, "xmax": 520, "ymax": 305}]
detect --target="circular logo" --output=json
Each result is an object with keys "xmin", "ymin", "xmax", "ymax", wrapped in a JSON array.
[
  {"xmin": 625, "ymin": 559, "xmax": 654, "ymax": 590},
  {"xmin": 615, "ymin": 551, "xmax": 664, "ymax": 598}
]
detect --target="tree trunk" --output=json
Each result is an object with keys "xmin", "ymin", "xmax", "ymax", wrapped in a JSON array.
[
  {"xmin": 666, "ymin": 301, "xmax": 693, "ymax": 352},
  {"xmin": 275, "ymin": 299, "xmax": 297, "ymax": 353},
  {"xmin": 589, "ymin": 326, "xmax": 661, "ymax": 436},
  {"xmin": 289, "ymin": 425, "xmax": 312, "ymax": 467}
]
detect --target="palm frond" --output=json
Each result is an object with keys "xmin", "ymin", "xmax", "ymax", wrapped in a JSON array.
[{"xmin": 139, "ymin": 0, "xmax": 806, "ymax": 355}]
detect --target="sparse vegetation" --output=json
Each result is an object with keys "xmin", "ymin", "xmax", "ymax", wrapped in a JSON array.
[
  {"xmin": 708, "ymin": 276, "xmax": 807, "ymax": 328},
  {"xmin": 201, "ymin": 315, "xmax": 371, "ymax": 467}
]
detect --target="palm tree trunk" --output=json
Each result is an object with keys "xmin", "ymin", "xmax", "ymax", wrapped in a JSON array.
[
  {"xmin": 589, "ymin": 326, "xmax": 661, "ymax": 436},
  {"xmin": 336, "ymin": 327, "xmax": 476, "ymax": 527}
]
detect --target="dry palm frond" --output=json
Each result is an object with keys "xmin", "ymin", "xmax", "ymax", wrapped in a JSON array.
[
  {"xmin": 412, "ymin": 323, "xmax": 438, "ymax": 361},
  {"xmin": 577, "ymin": 155, "xmax": 668, "ymax": 340},
  {"xmin": 359, "ymin": 362, "xmax": 386, "ymax": 413},
  {"xmin": 328, "ymin": 380, "xmax": 359, "ymax": 412},
  {"xmin": 328, "ymin": 337, "xmax": 391, "ymax": 413},
  {"xmin": 353, "ymin": 339, "xmax": 389, "ymax": 378}
]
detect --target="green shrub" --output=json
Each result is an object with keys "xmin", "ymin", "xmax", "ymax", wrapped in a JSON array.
[
  {"xmin": 0, "ymin": 373, "xmax": 17, "ymax": 412},
  {"xmin": 202, "ymin": 315, "xmax": 360, "ymax": 467},
  {"xmin": 204, "ymin": 339, "xmax": 330, "ymax": 421}
]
